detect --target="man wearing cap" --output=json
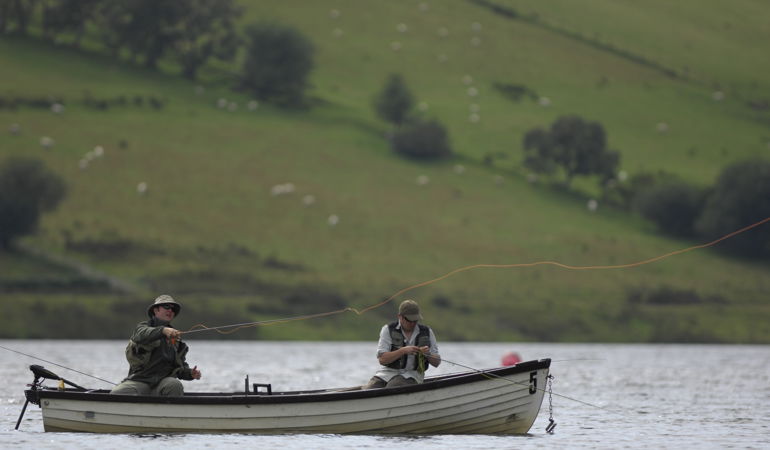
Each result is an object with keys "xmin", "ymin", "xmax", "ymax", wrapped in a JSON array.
[
  {"xmin": 110, "ymin": 295, "xmax": 202, "ymax": 396},
  {"xmin": 364, "ymin": 299, "xmax": 441, "ymax": 389}
]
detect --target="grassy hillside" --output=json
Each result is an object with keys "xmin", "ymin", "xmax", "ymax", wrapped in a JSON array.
[
  {"xmin": 496, "ymin": 0, "xmax": 770, "ymax": 92},
  {"xmin": 1, "ymin": 0, "xmax": 769, "ymax": 343},
  {"xmin": 237, "ymin": 0, "xmax": 770, "ymax": 185}
]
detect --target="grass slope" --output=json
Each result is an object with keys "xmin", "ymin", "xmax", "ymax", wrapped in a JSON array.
[{"xmin": 0, "ymin": 0, "xmax": 769, "ymax": 343}]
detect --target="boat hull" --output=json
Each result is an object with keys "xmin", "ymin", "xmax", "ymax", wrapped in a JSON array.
[{"xmin": 28, "ymin": 359, "xmax": 550, "ymax": 434}]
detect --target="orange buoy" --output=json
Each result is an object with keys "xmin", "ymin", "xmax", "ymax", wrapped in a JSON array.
[{"xmin": 501, "ymin": 352, "xmax": 522, "ymax": 366}]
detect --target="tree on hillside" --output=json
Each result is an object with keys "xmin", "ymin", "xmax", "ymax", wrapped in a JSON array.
[
  {"xmin": 0, "ymin": 157, "xmax": 67, "ymax": 250},
  {"xmin": 40, "ymin": 0, "xmax": 101, "ymax": 47},
  {"xmin": 695, "ymin": 158, "xmax": 770, "ymax": 259},
  {"xmin": 522, "ymin": 115, "xmax": 620, "ymax": 187},
  {"xmin": 97, "ymin": 0, "xmax": 187, "ymax": 68},
  {"xmin": 173, "ymin": 0, "xmax": 243, "ymax": 80},
  {"xmin": 0, "ymin": 1, "xmax": 7, "ymax": 33},
  {"xmin": 374, "ymin": 73, "xmax": 415, "ymax": 127},
  {"xmin": 1, "ymin": 0, "xmax": 38, "ymax": 35},
  {"xmin": 95, "ymin": 0, "xmax": 242, "ymax": 76},
  {"xmin": 239, "ymin": 22, "xmax": 315, "ymax": 108}
]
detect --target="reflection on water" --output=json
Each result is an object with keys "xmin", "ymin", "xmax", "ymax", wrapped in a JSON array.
[{"xmin": 2, "ymin": 340, "xmax": 769, "ymax": 449}]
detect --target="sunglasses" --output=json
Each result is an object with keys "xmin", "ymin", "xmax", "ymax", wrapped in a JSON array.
[{"xmin": 159, "ymin": 305, "xmax": 176, "ymax": 312}]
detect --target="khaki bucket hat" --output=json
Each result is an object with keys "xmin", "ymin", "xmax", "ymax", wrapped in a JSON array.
[{"xmin": 147, "ymin": 294, "xmax": 181, "ymax": 318}]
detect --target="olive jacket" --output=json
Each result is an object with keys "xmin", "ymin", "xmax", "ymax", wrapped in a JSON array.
[{"xmin": 122, "ymin": 317, "xmax": 194, "ymax": 387}]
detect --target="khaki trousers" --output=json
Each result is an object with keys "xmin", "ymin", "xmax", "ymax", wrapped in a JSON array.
[
  {"xmin": 364, "ymin": 375, "xmax": 418, "ymax": 389},
  {"xmin": 110, "ymin": 377, "xmax": 184, "ymax": 397}
]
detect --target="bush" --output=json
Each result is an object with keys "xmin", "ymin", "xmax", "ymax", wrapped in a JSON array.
[
  {"xmin": 602, "ymin": 170, "xmax": 673, "ymax": 210},
  {"xmin": 627, "ymin": 285, "xmax": 726, "ymax": 305},
  {"xmin": 239, "ymin": 22, "xmax": 315, "ymax": 108},
  {"xmin": 0, "ymin": 157, "xmax": 67, "ymax": 249},
  {"xmin": 391, "ymin": 120, "xmax": 452, "ymax": 160},
  {"xmin": 695, "ymin": 158, "xmax": 770, "ymax": 258},
  {"xmin": 634, "ymin": 180, "xmax": 705, "ymax": 237}
]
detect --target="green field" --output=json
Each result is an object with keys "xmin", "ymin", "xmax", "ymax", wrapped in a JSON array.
[{"xmin": 1, "ymin": 0, "xmax": 769, "ymax": 343}]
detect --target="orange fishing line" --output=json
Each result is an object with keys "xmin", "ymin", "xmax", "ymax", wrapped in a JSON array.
[{"xmin": 184, "ymin": 216, "xmax": 770, "ymax": 335}]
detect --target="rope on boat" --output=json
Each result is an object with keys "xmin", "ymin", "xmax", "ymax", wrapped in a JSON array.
[{"xmin": 182, "ymin": 216, "xmax": 770, "ymax": 336}]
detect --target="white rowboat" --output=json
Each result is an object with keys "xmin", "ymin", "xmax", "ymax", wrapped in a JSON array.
[{"xmin": 22, "ymin": 359, "xmax": 551, "ymax": 434}]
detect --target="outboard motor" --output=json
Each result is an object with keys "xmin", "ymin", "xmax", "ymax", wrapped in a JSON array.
[{"xmin": 16, "ymin": 365, "xmax": 86, "ymax": 430}]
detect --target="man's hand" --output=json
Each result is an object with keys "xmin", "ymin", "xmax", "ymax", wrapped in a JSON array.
[
  {"xmin": 401, "ymin": 345, "xmax": 429, "ymax": 355},
  {"xmin": 162, "ymin": 327, "xmax": 181, "ymax": 339},
  {"xmin": 191, "ymin": 365, "xmax": 202, "ymax": 380}
]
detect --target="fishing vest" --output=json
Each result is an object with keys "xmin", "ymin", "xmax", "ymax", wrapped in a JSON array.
[
  {"xmin": 386, "ymin": 321, "xmax": 432, "ymax": 372},
  {"xmin": 124, "ymin": 338, "xmax": 161, "ymax": 369},
  {"xmin": 124, "ymin": 330, "xmax": 189, "ymax": 380}
]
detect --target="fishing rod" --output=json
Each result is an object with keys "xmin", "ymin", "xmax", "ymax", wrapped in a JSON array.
[
  {"xmin": 0, "ymin": 343, "xmax": 117, "ymax": 386},
  {"xmin": 181, "ymin": 309, "xmax": 357, "ymax": 335}
]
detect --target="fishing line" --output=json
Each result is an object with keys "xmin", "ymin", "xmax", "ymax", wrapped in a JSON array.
[
  {"xmin": 439, "ymin": 356, "xmax": 633, "ymax": 417},
  {"xmin": 550, "ymin": 358, "xmax": 605, "ymax": 363},
  {"xmin": 0, "ymin": 343, "xmax": 117, "ymax": 386},
  {"xmin": 183, "ymin": 216, "xmax": 770, "ymax": 336},
  {"xmin": 440, "ymin": 356, "xmax": 612, "ymax": 411}
]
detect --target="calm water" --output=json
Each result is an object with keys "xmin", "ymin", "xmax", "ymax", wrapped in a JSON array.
[{"xmin": 1, "ymin": 340, "xmax": 768, "ymax": 449}]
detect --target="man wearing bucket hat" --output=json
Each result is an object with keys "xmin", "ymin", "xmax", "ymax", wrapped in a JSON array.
[
  {"xmin": 110, "ymin": 295, "xmax": 202, "ymax": 396},
  {"xmin": 364, "ymin": 299, "xmax": 441, "ymax": 389}
]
